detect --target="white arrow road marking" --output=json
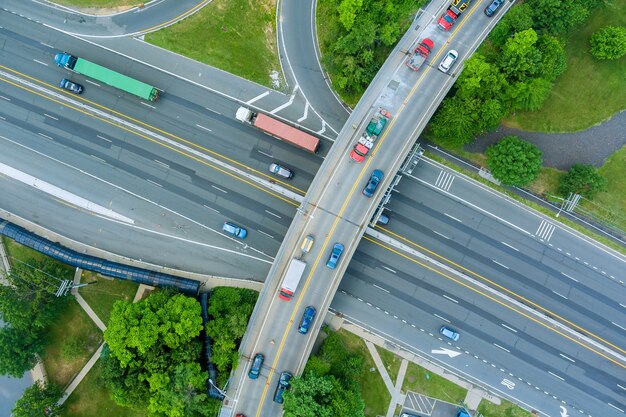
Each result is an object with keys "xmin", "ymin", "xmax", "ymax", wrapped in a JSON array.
[
  {"xmin": 560, "ymin": 405, "xmax": 569, "ymax": 417},
  {"xmin": 431, "ymin": 348, "xmax": 462, "ymax": 358}
]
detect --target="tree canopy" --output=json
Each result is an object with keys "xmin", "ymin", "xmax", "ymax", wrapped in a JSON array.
[
  {"xmin": 102, "ymin": 290, "xmax": 209, "ymax": 417},
  {"xmin": 590, "ymin": 26, "xmax": 626, "ymax": 60},
  {"xmin": 558, "ymin": 163, "xmax": 607, "ymax": 199},
  {"xmin": 486, "ymin": 136, "xmax": 543, "ymax": 186},
  {"xmin": 0, "ymin": 258, "xmax": 67, "ymax": 377},
  {"xmin": 12, "ymin": 381, "xmax": 63, "ymax": 417}
]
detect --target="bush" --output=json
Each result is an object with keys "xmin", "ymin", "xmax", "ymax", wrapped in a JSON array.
[
  {"xmin": 558, "ymin": 163, "xmax": 607, "ymax": 199},
  {"xmin": 590, "ymin": 26, "xmax": 626, "ymax": 60},
  {"xmin": 486, "ymin": 136, "xmax": 543, "ymax": 186}
]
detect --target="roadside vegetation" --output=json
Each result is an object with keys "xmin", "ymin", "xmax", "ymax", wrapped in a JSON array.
[
  {"xmin": 78, "ymin": 270, "xmax": 139, "ymax": 325},
  {"xmin": 145, "ymin": 0, "xmax": 282, "ymax": 89},
  {"xmin": 50, "ymin": 0, "xmax": 137, "ymax": 9},
  {"xmin": 478, "ymin": 398, "xmax": 532, "ymax": 417},
  {"xmin": 316, "ymin": 0, "xmax": 426, "ymax": 107},
  {"xmin": 506, "ymin": 0, "xmax": 626, "ymax": 132}
]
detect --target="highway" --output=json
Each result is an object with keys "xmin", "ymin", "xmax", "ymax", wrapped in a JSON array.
[{"xmin": 0, "ymin": 2, "xmax": 625, "ymax": 417}]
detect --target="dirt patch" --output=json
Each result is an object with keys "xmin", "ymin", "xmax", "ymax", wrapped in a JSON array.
[{"xmin": 65, "ymin": 5, "xmax": 136, "ymax": 16}]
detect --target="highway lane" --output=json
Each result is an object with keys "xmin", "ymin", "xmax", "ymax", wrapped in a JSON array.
[
  {"xmin": 2, "ymin": 0, "xmax": 211, "ymax": 37},
  {"xmin": 336, "ymin": 240, "xmax": 625, "ymax": 417},
  {"xmin": 379, "ymin": 169, "xmax": 626, "ymax": 355}
]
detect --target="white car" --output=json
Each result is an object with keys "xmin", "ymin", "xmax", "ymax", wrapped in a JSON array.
[
  {"xmin": 269, "ymin": 163, "xmax": 293, "ymax": 179},
  {"xmin": 438, "ymin": 50, "xmax": 458, "ymax": 73}
]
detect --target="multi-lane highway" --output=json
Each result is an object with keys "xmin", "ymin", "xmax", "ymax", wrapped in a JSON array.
[{"xmin": 1, "ymin": 2, "xmax": 625, "ymax": 417}]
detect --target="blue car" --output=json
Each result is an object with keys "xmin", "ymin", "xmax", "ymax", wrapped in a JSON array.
[
  {"xmin": 440, "ymin": 325, "xmax": 460, "ymax": 342},
  {"xmin": 326, "ymin": 243, "xmax": 344, "ymax": 269},
  {"xmin": 222, "ymin": 221, "xmax": 247, "ymax": 239},
  {"xmin": 273, "ymin": 371, "xmax": 292, "ymax": 404},
  {"xmin": 363, "ymin": 169, "xmax": 384, "ymax": 197},
  {"xmin": 247, "ymin": 353, "xmax": 264, "ymax": 379},
  {"xmin": 484, "ymin": 0, "xmax": 504, "ymax": 16},
  {"xmin": 298, "ymin": 306, "xmax": 317, "ymax": 334}
]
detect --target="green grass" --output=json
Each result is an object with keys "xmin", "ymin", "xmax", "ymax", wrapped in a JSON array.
[
  {"xmin": 506, "ymin": 0, "xmax": 626, "ymax": 132},
  {"xmin": 43, "ymin": 298, "xmax": 103, "ymax": 388},
  {"xmin": 61, "ymin": 359, "xmax": 147, "ymax": 417},
  {"xmin": 78, "ymin": 270, "xmax": 139, "ymax": 325},
  {"xmin": 336, "ymin": 330, "xmax": 391, "ymax": 417},
  {"xmin": 477, "ymin": 398, "xmax": 532, "ymax": 417},
  {"xmin": 581, "ymin": 146, "xmax": 626, "ymax": 230},
  {"xmin": 376, "ymin": 345, "xmax": 402, "ymax": 384},
  {"xmin": 2, "ymin": 237, "xmax": 75, "ymax": 280},
  {"xmin": 402, "ymin": 362, "xmax": 467, "ymax": 404},
  {"xmin": 145, "ymin": 0, "xmax": 282, "ymax": 88}
]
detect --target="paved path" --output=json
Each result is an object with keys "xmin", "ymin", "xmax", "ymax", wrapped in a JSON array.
[{"xmin": 465, "ymin": 111, "xmax": 626, "ymax": 169}]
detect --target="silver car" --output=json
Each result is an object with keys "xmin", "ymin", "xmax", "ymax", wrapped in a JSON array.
[
  {"xmin": 269, "ymin": 163, "xmax": 293, "ymax": 179},
  {"xmin": 438, "ymin": 50, "xmax": 458, "ymax": 73}
]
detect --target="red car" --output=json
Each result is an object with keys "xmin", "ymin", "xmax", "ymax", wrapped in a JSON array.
[{"xmin": 350, "ymin": 142, "xmax": 369, "ymax": 162}]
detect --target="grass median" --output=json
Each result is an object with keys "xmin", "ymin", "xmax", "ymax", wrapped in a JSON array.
[{"xmin": 145, "ymin": 0, "xmax": 282, "ymax": 88}]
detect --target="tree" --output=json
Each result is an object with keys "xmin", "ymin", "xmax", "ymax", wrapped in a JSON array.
[
  {"xmin": 559, "ymin": 164, "xmax": 607, "ymax": 199},
  {"xmin": 12, "ymin": 381, "xmax": 63, "ymax": 417},
  {"xmin": 505, "ymin": 78, "xmax": 552, "ymax": 111},
  {"xmin": 536, "ymin": 34, "xmax": 566, "ymax": 81},
  {"xmin": 337, "ymin": 0, "xmax": 364, "ymax": 31},
  {"xmin": 0, "ymin": 258, "xmax": 67, "ymax": 377},
  {"xmin": 528, "ymin": 0, "xmax": 589, "ymax": 36},
  {"xmin": 486, "ymin": 136, "xmax": 543, "ymax": 186},
  {"xmin": 488, "ymin": 3, "xmax": 534, "ymax": 47},
  {"xmin": 498, "ymin": 29, "xmax": 543, "ymax": 82},
  {"xmin": 102, "ymin": 290, "xmax": 209, "ymax": 415},
  {"xmin": 283, "ymin": 373, "xmax": 365, "ymax": 417},
  {"xmin": 590, "ymin": 26, "xmax": 626, "ymax": 60}
]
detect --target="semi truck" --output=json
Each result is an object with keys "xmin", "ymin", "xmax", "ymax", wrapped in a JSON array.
[
  {"xmin": 279, "ymin": 259, "xmax": 307, "ymax": 301},
  {"xmin": 235, "ymin": 107, "xmax": 321, "ymax": 153},
  {"xmin": 438, "ymin": 0, "xmax": 472, "ymax": 31},
  {"xmin": 54, "ymin": 52, "xmax": 160, "ymax": 102},
  {"xmin": 349, "ymin": 108, "xmax": 392, "ymax": 162},
  {"xmin": 406, "ymin": 38, "xmax": 434, "ymax": 71}
]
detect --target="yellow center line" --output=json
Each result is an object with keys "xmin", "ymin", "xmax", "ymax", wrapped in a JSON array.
[
  {"xmin": 0, "ymin": 75, "xmax": 298, "ymax": 207},
  {"xmin": 0, "ymin": 64, "xmax": 306, "ymax": 195},
  {"xmin": 364, "ymin": 234, "xmax": 626, "ymax": 369}
]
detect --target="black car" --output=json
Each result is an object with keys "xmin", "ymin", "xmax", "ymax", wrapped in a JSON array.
[
  {"xmin": 273, "ymin": 371, "xmax": 293, "ymax": 404},
  {"xmin": 59, "ymin": 78, "xmax": 83, "ymax": 94}
]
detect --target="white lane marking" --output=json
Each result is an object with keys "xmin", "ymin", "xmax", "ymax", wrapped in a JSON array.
[
  {"xmin": 270, "ymin": 85, "xmax": 298, "ymax": 114},
  {"xmin": 611, "ymin": 322, "xmax": 626, "ymax": 332},
  {"xmin": 608, "ymin": 403, "xmax": 624, "ymax": 413},
  {"xmin": 265, "ymin": 210, "xmax": 281, "ymax": 219},
  {"xmin": 85, "ymin": 79, "xmax": 100, "ymax": 87},
  {"xmin": 620, "ymin": 303, "xmax": 626, "ymax": 309},
  {"xmin": 0, "ymin": 116, "xmax": 5, "ymax": 120},
  {"xmin": 196, "ymin": 124, "xmax": 212, "ymax": 132},
  {"xmin": 246, "ymin": 91, "xmax": 270, "ymax": 105},
  {"xmin": 257, "ymin": 150, "xmax": 273, "ymax": 158},
  {"xmin": 205, "ymin": 107, "xmax": 222, "ymax": 115},
  {"xmin": 548, "ymin": 371, "xmax": 564, "ymax": 381},
  {"xmin": 501, "ymin": 323, "xmax": 518, "ymax": 333},
  {"xmin": 33, "ymin": 59, "xmax": 48, "ymax": 66},
  {"xmin": 297, "ymin": 102, "xmax": 309, "ymax": 122},
  {"xmin": 617, "ymin": 384, "xmax": 626, "ymax": 392},
  {"xmin": 96, "ymin": 135, "xmax": 112, "ymax": 142},
  {"xmin": 0, "ymin": 95, "xmax": 10, "ymax": 101},
  {"xmin": 382, "ymin": 266, "xmax": 396, "ymax": 274},
  {"xmin": 257, "ymin": 230, "xmax": 274, "ymax": 239},
  {"xmin": 90, "ymin": 155, "xmax": 106, "ymax": 163},
  {"xmin": 552, "ymin": 290, "xmax": 568, "ymax": 300},
  {"xmin": 433, "ymin": 314, "xmax": 450, "ymax": 323},
  {"xmin": 433, "ymin": 230, "xmax": 450, "ymax": 239},
  {"xmin": 37, "ymin": 132, "xmax": 53, "ymax": 140},
  {"xmin": 493, "ymin": 259, "xmax": 509, "ymax": 269},
  {"xmin": 40, "ymin": 42, "xmax": 54, "ymax": 48},
  {"xmin": 44, "ymin": 113, "xmax": 58, "ymax": 120},
  {"xmin": 559, "ymin": 353, "xmax": 575, "ymax": 363},
  {"xmin": 443, "ymin": 212, "xmax": 462, "ymax": 223},
  {"xmin": 141, "ymin": 102, "xmax": 156, "ymax": 109},
  {"xmin": 501, "ymin": 241, "xmax": 519, "ymax": 251},
  {"xmin": 203, "ymin": 205, "xmax": 220, "ymax": 214},
  {"xmin": 146, "ymin": 179, "xmax": 162, "ymax": 188},
  {"xmin": 561, "ymin": 272, "xmax": 579, "ymax": 283},
  {"xmin": 443, "ymin": 294, "xmax": 458, "ymax": 304},
  {"xmin": 373, "ymin": 284, "xmax": 390, "ymax": 293},
  {"xmin": 211, "ymin": 185, "xmax": 227, "ymax": 194},
  {"xmin": 154, "ymin": 160, "xmax": 169, "ymax": 169},
  {"xmin": 317, "ymin": 121, "xmax": 327, "ymax": 135},
  {"xmin": 494, "ymin": 343, "xmax": 510, "ymax": 353}
]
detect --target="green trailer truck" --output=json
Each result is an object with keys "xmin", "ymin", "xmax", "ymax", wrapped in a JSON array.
[{"xmin": 54, "ymin": 52, "xmax": 160, "ymax": 102}]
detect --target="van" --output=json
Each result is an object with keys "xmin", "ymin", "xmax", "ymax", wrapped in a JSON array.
[{"xmin": 300, "ymin": 235, "xmax": 314, "ymax": 254}]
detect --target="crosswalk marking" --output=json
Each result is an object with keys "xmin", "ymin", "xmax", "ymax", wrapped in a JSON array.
[
  {"xmin": 435, "ymin": 170, "xmax": 455, "ymax": 191},
  {"xmin": 536, "ymin": 220, "xmax": 556, "ymax": 242}
]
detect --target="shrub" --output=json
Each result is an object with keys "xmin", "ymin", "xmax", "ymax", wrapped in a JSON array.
[
  {"xmin": 486, "ymin": 136, "xmax": 543, "ymax": 186},
  {"xmin": 559, "ymin": 163, "xmax": 607, "ymax": 199},
  {"xmin": 590, "ymin": 26, "xmax": 626, "ymax": 60}
]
